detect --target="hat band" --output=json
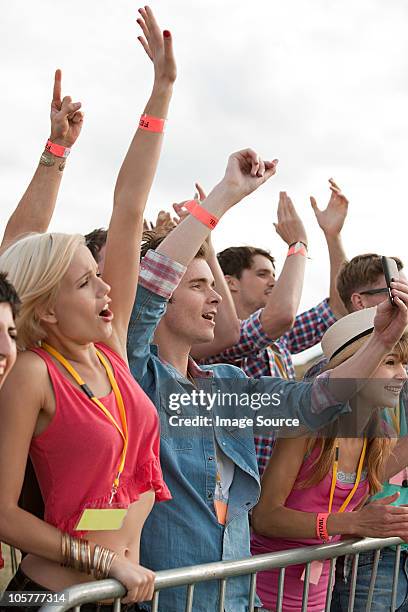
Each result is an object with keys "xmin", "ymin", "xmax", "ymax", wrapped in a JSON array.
[{"xmin": 330, "ymin": 327, "xmax": 374, "ymax": 361}]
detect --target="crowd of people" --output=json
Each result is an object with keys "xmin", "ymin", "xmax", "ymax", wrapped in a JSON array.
[{"xmin": 1, "ymin": 6, "xmax": 408, "ymax": 612}]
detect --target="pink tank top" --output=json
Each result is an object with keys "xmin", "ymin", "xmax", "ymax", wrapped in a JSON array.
[
  {"xmin": 251, "ymin": 446, "xmax": 369, "ymax": 612},
  {"xmin": 29, "ymin": 343, "xmax": 171, "ymax": 535}
]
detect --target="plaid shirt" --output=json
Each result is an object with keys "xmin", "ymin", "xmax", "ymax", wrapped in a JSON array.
[{"xmin": 204, "ymin": 299, "xmax": 336, "ymax": 475}]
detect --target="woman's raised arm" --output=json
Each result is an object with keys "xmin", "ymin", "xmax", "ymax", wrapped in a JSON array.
[{"xmin": 103, "ymin": 6, "xmax": 176, "ymax": 355}]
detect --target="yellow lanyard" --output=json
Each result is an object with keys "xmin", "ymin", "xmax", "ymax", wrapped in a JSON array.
[
  {"xmin": 328, "ymin": 438, "xmax": 367, "ymax": 513},
  {"xmin": 42, "ymin": 343, "xmax": 128, "ymax": 504}
]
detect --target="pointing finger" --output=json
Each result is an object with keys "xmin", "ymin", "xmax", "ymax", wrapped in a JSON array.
[{"xmin": 52, "ymin": 69, "xmax": 62, "ymax": 106}]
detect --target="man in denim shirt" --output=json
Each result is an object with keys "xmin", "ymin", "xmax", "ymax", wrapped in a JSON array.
[{"xmin": 127, "ymin": 149, "xmax": 408, "ymax": 612}]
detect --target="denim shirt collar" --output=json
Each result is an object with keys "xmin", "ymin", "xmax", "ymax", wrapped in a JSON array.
[{"xmin": 150, "ymin": 343, "xmax": 213, "ymax": 380}]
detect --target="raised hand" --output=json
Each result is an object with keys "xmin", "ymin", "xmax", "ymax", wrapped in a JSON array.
[
  {"xmin": 373, "ymin": 279, "xmax": 408, "ymax": 351},
  {"xmin": 172, "ymin": 183, "xmax": 215, "ymax": 251},
  {"xmin": 310, "ymin": 178, "xmax": 348, "ymax": 238},
  {"xmin": 137, "ymin": 6, "xmax": 176, "ymax": 85},
  {"xmin": 49, "ymin": 69, "xmax": 83, "ymax": 148},
  {"xmin": 273, "ymin": 192, "xmax": 308, "ymax": 247},
  {"xmin": 221, "ymin": 149, "xmax": 278, "ymax": 204}
]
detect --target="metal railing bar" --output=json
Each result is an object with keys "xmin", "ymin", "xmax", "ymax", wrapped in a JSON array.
[
  {"xmin": 391, "ymin": 545, "xmax": 401, "ymax": 612},
  {"xmin": 248, "ymin": 573, "xmax": 257, "ymax": 612},
  {"xmin": 366, "ymin": 549, "xmax": 380, "ymax": 611},
  {"xmin": 39, "ymin": 537, "xmax": 404, "ymax": 612},
  {"xmin": 347, "ymin": 553, "xmax": 359, "ymax": 612},
  {"xmin": 301, "ymin": 563, "xmax": 311, "ymax": 612},
  {"xmin": 113, "ymin": 598, "xmax": 121, "ymax": 612},
  {"xmin": 151, "ymin": 590, "xmax": 160, "ymax": 612},
  {"xmin": 10, "ymin": 546, "xmax": 18, "ymax": 575},
  {"xmin": 324, "ymin": 557, "xmax": 336, "ymax": 612},
  {"xmin": 218, "ymin": 579, "xmax": 226, "ymax": 612},
  {"xmin": 185, "ymin": 583, "xmax": 195, "ymax": 612},
  {"xmin": 276, "ymin": 567, "xmax": 285, "ymax": 612}
]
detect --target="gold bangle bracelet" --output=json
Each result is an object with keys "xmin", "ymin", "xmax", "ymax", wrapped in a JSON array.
[
  {"xmin": 61, "ymin": 533, "xmax": 69, "ymax": 567},
  {"xmin": 105, "ymin": 551, "xmax": 118, "ymax": 579},
  {"xmin": 92, "ymin": 545, "xmax": 101, "ymax": 579},
  {"xmin": 99, "ymin": 547, "xmax": 109, "ymax": 579}
]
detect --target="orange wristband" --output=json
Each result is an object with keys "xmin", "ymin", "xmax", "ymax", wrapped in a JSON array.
[
  {"xmin": 45, "ymin": 139, "xmax": 71, "ymax": 158},
  {"xmin": 139, "ymin": 114, "xmax": 166, "ymax": 133},
  {"xmin": 316, "ymin": 512, "xmax": 330, "ymax": 543},
  {"xmin": 184, "ymin": 200, "xmax": 218, "ymax": 230}
]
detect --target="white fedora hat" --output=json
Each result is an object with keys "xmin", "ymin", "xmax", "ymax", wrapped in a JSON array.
[{"xmin": 322, "ymin": 307, "xmax": 377, "ymax": 368}]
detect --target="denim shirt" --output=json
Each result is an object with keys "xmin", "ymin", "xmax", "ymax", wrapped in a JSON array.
[{"xmin": 127, "ymin": 251, "xmax": 351, "ymax": 612}]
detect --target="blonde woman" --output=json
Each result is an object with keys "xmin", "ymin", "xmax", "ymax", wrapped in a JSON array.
[
  {"xmin": 0, "ymin": 6, "xmax": 175, "ymax": 608},
  {"xmin": 252, "ymin": 307, "xmax": 408, "ymax": 612}
]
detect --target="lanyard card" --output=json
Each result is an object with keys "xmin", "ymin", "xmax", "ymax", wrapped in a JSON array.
[
  {"xmin": 214, "ymin": 499, "xmax": 228, "ymax": 526},
  {"xmin": 301, "ymin": 560, "xmax": 324, "ymax": 585},
  {"xmin": 75, "ymin": 503, "xmax": 128, "ymax": 531}
]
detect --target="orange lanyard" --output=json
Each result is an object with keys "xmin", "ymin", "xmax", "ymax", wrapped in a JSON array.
[
  {"xmin": 270, "ymin": 347, "xmax": 288, "ymax": 379},
  {"xmin": 42, "ymin": 343, "xmax": 128, "ymax": 504},
  {"xmin": 328, "ymin": 438, "xmax": 367, "ymax": 513}
]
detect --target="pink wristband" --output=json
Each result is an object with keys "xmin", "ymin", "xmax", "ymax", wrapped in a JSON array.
[
  {"xmin": 316, "ymin": 512, "xmax": 330, "ymax": 543},
  {"xmin": 184, "ymin": 200, "xmax": 219, "ymax": 230},
  {"xmin": 287, "ymin": 241, "xmax": 308, "ymax": 258},
  {"xmin": 45, "ymin": 139, "xmax": 71, "ymax": 158},
  {"xmin": 139, "ymin": 114, "xmax": 166, "ymax": 133}
]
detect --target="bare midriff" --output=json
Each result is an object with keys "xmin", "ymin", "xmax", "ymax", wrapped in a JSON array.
[{"xmin": 20, "ymin": 489, "xmax": 155, "ymax": 592}]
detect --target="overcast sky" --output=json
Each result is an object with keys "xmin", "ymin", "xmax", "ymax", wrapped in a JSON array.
[{"xmin": 1, "ymin": 0, "xmax": 407, "ymax": 361}]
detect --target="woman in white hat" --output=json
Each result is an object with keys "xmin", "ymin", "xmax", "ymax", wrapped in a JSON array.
[{"xmin": 251, "ymin": 306, "xmax": 408, "ymax": 612}]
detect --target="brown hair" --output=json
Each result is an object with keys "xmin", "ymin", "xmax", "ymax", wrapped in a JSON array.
[
  {"xmin": 337, "ymin": 253, "xmax": 404, "ymax": 313},
  {"xmin": 85, "ymin": 228, "xmax": 108, "ymax": 263},
  {"xmin": 140, "ymin": 229, "xmax": 208, "ymax": 260},
  {"xmin": 299, "ymin": 332, "xmax": 408, "ymax": 494},
  {"xmin": 0, "ymin": 272, "xmax": 21, "ymax": 319},
  {"xmin": 217, "ymin": 246, "xmax": 275, "ymax": 279}
]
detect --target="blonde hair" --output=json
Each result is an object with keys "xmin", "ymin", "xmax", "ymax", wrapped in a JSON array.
[
  {"xmin": 298, "ymin": 332, "xmax": 408, "ymax": 494},
  {"xmin": 0, "ymin": 233, "xmax": 85, "ymax": 350}
]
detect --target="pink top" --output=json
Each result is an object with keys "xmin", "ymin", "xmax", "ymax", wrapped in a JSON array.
[
  {"xmin": 251, "ymin": 445, "xmax": 369, "ymax": 612},
  {"xmin": 29, "ymin": 343, "xmax": 171, "ymax": 535}
]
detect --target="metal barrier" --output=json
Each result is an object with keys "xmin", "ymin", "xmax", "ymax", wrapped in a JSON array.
[{"xmin": 38, "ymin": 536, "xmax": 403, "ymax": 612}]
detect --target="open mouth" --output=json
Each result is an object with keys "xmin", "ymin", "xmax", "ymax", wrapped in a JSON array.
[
  {"xmin": 98, "ymin": 304, "xmax": 114, "ymax": 322},
  {"xmin": 202, "ymin": 312, "xmax": 216, "ymax": 324}
]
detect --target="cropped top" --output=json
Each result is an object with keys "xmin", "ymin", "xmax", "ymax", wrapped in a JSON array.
[{"xmin": 29, "ymin": 343, "xmax": 171, "ymax": 535}]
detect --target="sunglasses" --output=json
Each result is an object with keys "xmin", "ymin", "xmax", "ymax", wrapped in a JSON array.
[{"xmin": 358, "ymin": 287, "xmax": 388, "ymax": 296}]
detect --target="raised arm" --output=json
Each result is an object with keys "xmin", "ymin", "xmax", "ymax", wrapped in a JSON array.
[
  {"xmin": 0, "ymin": 70, "xmax": 83, "ymax": 254},
  {"xmin": 156, "ymin": 149, "xmax": 278, "ymax": 265},
  {"xmin": 259, "ymin": 191, "xmax": 308, "ymax": 338},
  {"xmin": 103, "ymin": 6, "xmax": 176, "ymax": 355},
  {"xmin": 310, "ymin": 178, "xmax": 349, "ymax": 319},
  {"xmin": 170, "ymin": 183, "xmax": 241, "ymax": 359}
]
